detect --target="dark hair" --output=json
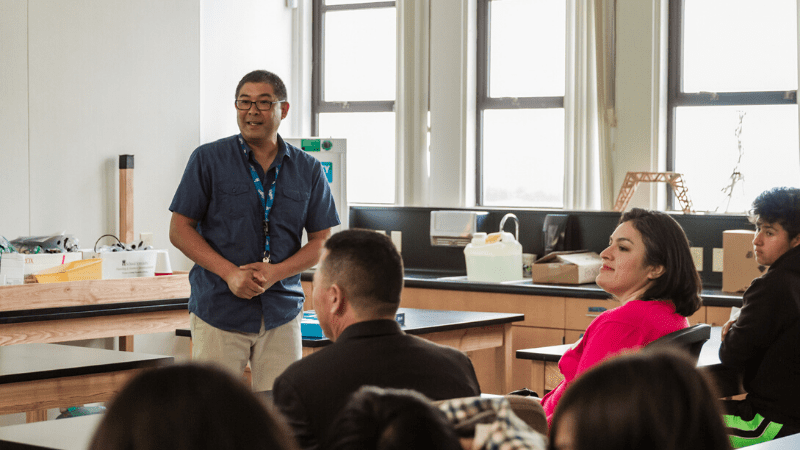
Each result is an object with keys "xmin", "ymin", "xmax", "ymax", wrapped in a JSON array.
[
  {"xmin": 235, "ymin": 70, "xmax": 287, "ymax": 100},
  {"xmin": 549, "ymin": 348, "xmax": 731, "ymax": 450},
  {"xmin": 89, "ymin": 363, "xmax": 300, "ymax": 450},
  {"xmin": 322, "ymin": 229, "xmax": 404, "ymax": 316},
  {"xmin": 750, "ymin": 187, "xmax": 800, "ymax": 240},
  {"xmin": 619, "ymin": 208, "xmax": 702, "ymax": 317},
  {"xmin": 320, "ymin": 386, "xmax": 462, "ymax": 450}
]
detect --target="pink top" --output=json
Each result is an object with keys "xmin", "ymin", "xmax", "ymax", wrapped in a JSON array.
[{"xmin": 540, "ymin": 299, "xmax": 689, "ymax": 425}]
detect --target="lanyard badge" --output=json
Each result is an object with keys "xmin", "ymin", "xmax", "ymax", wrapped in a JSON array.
[{"xmin": 240, "ymin": 137, "xmax": 281, "ymax": 263}]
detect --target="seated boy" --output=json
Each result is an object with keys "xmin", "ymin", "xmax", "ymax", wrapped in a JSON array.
[{"xmin": 719, "ymin": 187, "xmax": 800, "ymax": 448}]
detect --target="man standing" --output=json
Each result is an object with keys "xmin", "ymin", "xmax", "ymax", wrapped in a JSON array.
[
  {"xmin": 273, "ymin": 229, "xmax": 480, "ymax": 450},
  {"xmin": 169, "ymin": 70, "xmax": 339, "ymax": 391},
  {"xmin": 720, "ymin": 187, "xmax": 800, "ymax": 447}
]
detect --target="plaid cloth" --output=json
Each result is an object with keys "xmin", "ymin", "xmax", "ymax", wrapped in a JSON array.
[{"xmin": 438, "ymin": 396, "xmax": 547, "ymax": 450}]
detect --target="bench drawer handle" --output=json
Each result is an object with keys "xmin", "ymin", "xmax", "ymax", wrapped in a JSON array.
[{"xmin": 585, "ymin": 306, "xmax": 607, "ymax": 318}]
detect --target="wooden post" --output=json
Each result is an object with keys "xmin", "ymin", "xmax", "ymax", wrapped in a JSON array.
[
  {"xmin": 119, "ymin": 155, "xmax": 135, "ymax": 351},
  {"xmin": 119, "ymin": 155, "xmax": 135, "ymax": 244}
]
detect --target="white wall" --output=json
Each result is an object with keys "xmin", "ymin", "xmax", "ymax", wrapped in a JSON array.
[
  {"xmin": 0, "ymin": 1, "xmax": 31, "ymax": 238},
  {"xmin": 199, "ymin": 0, "xmax": 297, "ymax": 145},
  {"xmin": 1, "ymin": 0, "xmax": 200, "ymax": 265}
]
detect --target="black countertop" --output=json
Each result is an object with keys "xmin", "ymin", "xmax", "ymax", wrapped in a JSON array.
[
  {"xmin": 0, "ymin": 343, "xmax": 173, "ymax": 384},
  {"xmin": 0, "ymin": 270, "xmax": 742, "ymax": 326},
  {"xmin": 306, "ymin": 269, "xmax": 743, "ymax": 308}
]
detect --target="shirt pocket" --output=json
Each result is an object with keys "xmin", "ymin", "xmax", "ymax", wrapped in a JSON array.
[
  {"xmin": 217, "ymin": 182, "xmax": 251, "ymax": 218},
  {"xmin": 278, "ymin": 187, "xmax": 310, "ymax": 230}
]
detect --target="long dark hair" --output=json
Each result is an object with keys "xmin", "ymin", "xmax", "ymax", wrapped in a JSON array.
[
  {"xmin": 89, "ymin": 363, "xmax": 300, "ymax": 450},
  {"xmin": 549, "ymin": 348, "xmax": 731, "ymax": 450},
  {"xmin": 619, "ymin": 208, "xmax": 702, "ymax": 317}
]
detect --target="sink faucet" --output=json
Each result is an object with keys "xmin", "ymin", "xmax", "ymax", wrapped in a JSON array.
[{"xmin": 499, "ymin": 213, "xmax": 519, "ymax": 241}]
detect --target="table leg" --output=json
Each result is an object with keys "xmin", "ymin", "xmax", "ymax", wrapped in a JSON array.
[
  {"xmin": 494, "ymin": 323, "xmax": 513, "ymax": 394},
  {"xmin": 529, "ymin": 361, "xmax": 546, "ymax": 397},
  {"xmin": 26, "ymin": 409, "xmax": 48, "ymax": 423},
  {"xmin": 119, "ymin": 335, "xmax": 134, "ymax": 352}
]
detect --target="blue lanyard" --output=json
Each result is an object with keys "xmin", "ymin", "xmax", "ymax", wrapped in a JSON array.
[{"xmin": 239, "ymin": 136, "xmax": 281, "ymax": 262}]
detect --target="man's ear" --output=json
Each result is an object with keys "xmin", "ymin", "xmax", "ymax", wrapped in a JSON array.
[
  {"xmin": 791, "ymin": 234, "xmax": 800, "ymax": 249},
  {"xmin": 327, "ymin": 283, "xmax": 346, "ymax": 315},
  {"xmin": 647, "ymin": 265, "xmax": 665, "ymax": 280}
]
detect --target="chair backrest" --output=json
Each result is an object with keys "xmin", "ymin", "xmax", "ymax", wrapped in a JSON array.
[
  {"xmin": 647, "ymin": 323, "xmax": 711, "ymax": 363},
  {"xmin": 503, "ymin": 395, "xmax": 548, "ymax": 435}
]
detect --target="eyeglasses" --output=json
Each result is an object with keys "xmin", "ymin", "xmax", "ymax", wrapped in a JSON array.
[{"xmin": 235, "ymin": 99, "xmax": 284, "ymax": 111}]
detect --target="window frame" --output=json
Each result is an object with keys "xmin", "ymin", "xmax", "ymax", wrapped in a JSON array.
[
  {"xmin": 475, "ymin": 0, "xmax": 565, "ymax": 207},
  {"xmin": 311, "ymin": 0, "xmax": 396, "ymax": 136},
  {"xmin": 666, "ymin": 0, "xmax": 797, "ymax": 209}
]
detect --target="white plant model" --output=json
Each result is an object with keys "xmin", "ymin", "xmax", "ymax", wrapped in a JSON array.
[{"xmin": 717, "ymin": 111, "xmax": 746, "ymax": 213}]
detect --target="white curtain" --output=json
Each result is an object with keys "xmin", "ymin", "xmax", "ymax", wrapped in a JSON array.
[{"xmin": 563, "ymin": 0, "xmax": 616, "ymax": 210}]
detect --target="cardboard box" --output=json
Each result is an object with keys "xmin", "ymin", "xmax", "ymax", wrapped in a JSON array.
[
  {"xmin": 22, "ymin": 252, "xmax": 83, "ymax": 275},
  {"xmin": 19, "ymin": 253, "xmax": 84, "ymax": 283},
  {"xmin": 531, "ymin": 251, "xmax": 602, "ymax": 285},
  {"xmin": 723, "ymin": 230, "xmax": 767, "ymax": 293}
]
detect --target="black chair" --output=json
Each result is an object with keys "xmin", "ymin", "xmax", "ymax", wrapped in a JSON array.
[{"xmin": 647, "ymin": 323, "xmax": 711, "ymax": 363}]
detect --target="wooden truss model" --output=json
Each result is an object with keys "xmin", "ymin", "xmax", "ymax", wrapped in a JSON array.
[{"xmin": 613, "ymin": 172, "xmax": 694, "ymax": 214}]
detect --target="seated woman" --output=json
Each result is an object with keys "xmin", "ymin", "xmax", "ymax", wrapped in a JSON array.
[
  {"xmin": 549, "ymin": 347, "xmax": 731, "ymax": 450},
  {"xmin": 89, "ymin": 363, "xmax": 300, "ymax": 450},
  {"xmin": 540, "ymin": 208, "xmax": 703, "ymax": 424}
]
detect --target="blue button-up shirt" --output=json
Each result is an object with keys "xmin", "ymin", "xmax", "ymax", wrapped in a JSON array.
[{"xmin": 170, "ymin": 134, "xmax": 340, "ymax": 333}]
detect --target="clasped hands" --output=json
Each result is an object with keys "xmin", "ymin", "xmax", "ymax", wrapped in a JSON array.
[{"xmin": 226, "ymin": 261, "xmax": 279, "ymax": 299}]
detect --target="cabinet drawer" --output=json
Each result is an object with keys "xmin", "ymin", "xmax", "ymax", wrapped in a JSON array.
[
  {"xmin": 564, "ymin": 329, "xmax": 584, "ymax": 344},
  {"xmin": 565, "ymin": 298, "xmax": 617, "ymax": 331}
]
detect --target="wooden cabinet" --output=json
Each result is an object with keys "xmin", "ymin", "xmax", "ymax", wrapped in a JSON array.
[
  {"xmin": 565, "ymin": 298, "xmax": 616, "ymax": 332},
  {"xmin": 401, "ymin": 287, "xmax": 566, "ymax": 393},
  {"xmin": 706, "ymin": 305, "xmax": 733, "ymax": 326},
  {"xmin": 689, "ymin": 306, "xmax": 706, "ymax": 325}
]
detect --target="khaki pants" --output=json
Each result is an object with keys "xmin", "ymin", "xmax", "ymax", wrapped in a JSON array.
[{"xmin": 189, "ymin": 312, "xmax": 302, "ymax": 391}]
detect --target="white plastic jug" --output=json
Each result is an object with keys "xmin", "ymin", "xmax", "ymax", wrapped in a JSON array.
[{"xmin": 464, "ymin": 214, "xmax": 523, "ymax": 283}]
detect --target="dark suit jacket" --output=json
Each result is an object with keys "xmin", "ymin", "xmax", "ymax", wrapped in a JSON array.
[{"xmin": 272, "ymin": 319, "xmax": 481, "ymax": 450}]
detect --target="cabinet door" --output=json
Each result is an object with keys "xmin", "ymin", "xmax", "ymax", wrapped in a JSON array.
[
  {"xmin": 688, "ymin": 306, "xmax": 706, "ymax": 325},
  {"xmin": 401, "ymin": 287, "xmax": 566, "ymax": 329},
  {"xmin": 565, "ymin": 298, "xmax": 617, "ymax": 331},
  {"xmin": 707, "ymin": 306, "xmax": 734, "ymax": 326}
]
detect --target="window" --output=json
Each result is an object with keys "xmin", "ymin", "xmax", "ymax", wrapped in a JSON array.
[
  {"xmin": 477, "ymin": 0, "xmax": 567, "ymax": 208},
  {"xmin": 313, "ymin": 0, "xmax": 396, "ymax": 204},
  {"xmin": 668, "ymin": 0, "xmax": 799, "ymax": 213}
]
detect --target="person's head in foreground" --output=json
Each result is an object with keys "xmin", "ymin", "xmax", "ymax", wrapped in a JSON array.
[
  {"xmin": 320, "ymin": 386, "xmax": 462, "ymax": 450},
  {"xmin": 548, "ymin": 347, "xmax": 731, "ymax": 450},
  {"xmin": 312, "ymin": 228, "xmax": 404, "ymax": 340},
  {"xmin": 597, "ymin": 208, "xmax": 702, "ymax": 316},
  {"xmin": 89, "ymin": 363, "xmax": 300, "ymax": 450},
  {"xmin": 749, "ymin": 187, "xmax": 800, "ymax": 267}
]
